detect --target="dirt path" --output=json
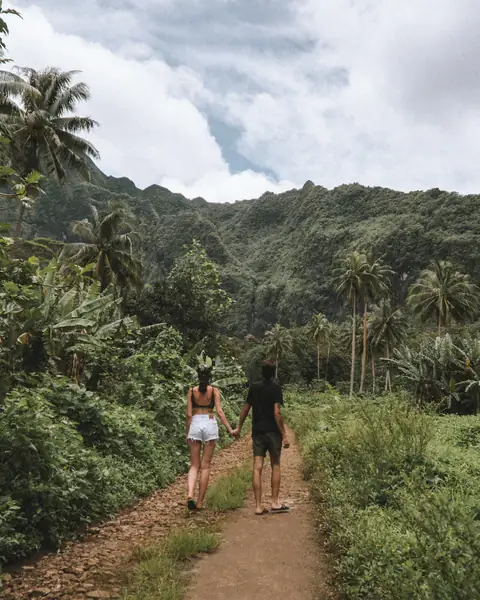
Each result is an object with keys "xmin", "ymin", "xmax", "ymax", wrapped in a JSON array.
[
  {"xmin": 3, "ymin": 430, "xmax": 332, "ymax": 600},
  {"xmin": 186, "ymin": 429, "xmax": 332, "ymax": 600},
  {"xmin": 3, "ymin": 437, "xmax": 252, "ymax": 600}
]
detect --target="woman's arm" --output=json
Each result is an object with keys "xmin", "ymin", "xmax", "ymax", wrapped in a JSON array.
[
  {"xmin": 186, "ymin": 388, "xmax": 193, "ymax": 440},
  {"xmin": 214, "ymin": 388, "xmax": 234, "ymax": 435}
]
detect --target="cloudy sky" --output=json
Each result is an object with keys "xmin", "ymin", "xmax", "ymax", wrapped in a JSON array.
[{"xmin": 6, "ymin": 0, "xmax": 480, "ymax": 202}]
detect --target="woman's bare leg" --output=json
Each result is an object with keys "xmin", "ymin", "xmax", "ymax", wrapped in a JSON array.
[
  {"xmin": 187, "ymin": 441, "xmax": 201, "ymax": 500},
  {"xmin": 196, "ymin": 442, "xmax": 216, "ymax": 509}
]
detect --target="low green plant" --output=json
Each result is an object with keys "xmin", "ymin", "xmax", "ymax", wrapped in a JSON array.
[
  {"xmin": 121, "ymin": 527, "xmax": 220, "ymax": 600},
  {"xmin": 205, "ymin": 465, "xmax": 252, "ymax": 512},
  {"xmin": 288, "ymin": 391, "xmax": 480, "ymax": 599},
  {"xmin": 164, "ymin": 528, "xmax": 220, "ymax": 560}
]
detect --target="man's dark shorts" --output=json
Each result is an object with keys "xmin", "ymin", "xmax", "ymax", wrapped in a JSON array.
[{"xmin": 253, "ymin": 432, "xmax": 282, "ymax": 458}]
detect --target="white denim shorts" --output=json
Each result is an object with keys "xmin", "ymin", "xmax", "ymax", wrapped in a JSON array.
[{"xmin": 188, "ymin": 414, "xmax": 219, "ymax": 443}]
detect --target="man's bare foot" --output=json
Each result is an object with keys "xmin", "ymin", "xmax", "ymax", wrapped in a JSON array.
[
  {"xmin": 255, "ymin": 508, "xmax": 268, "ymax": 515},
  {"xmin": 271, "ymin": 504, "xmax": 290, "ymax": 513}
]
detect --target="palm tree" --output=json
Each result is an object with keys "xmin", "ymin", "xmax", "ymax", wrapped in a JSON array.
[
  {"xmin": 334, "ymin": 251, "xmax": 369, "ymax": 397},
  {"xmin": 307, "ymin": 313, "xmax": 331, "ymax": 381},
  {"xmin": 263, "ymin": 323, "xmax": 292, "ymax": 379},
  {"xmin": 0, "ymin": 67, "xmax": 100, "ymax": 234},
  {"xmin": 407, "ymin": 260, "xmax": 479, "ymax": 337},
  {"xmin": 66, "ymin": 203, "xmax": 142, "ymax": 296},
  {"xmin": 358, "ymin": 257, "xmax": 392, "ymax": 394},
  {"xmin": 0, "ymin": 0, "xmax": 20, "ymax": 64},
  {"xmin": 368, "ymin": 301, "xmax": 408, "ymax": 393}
]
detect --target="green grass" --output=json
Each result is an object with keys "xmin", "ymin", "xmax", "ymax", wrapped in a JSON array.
[
  {"xmin": 121, "ymin": 527, "xmax": 221, "ymax": 600},
  {"xmin": 287, "ymin": 391, "xmax": 480, "ymax": 600},
  {"xmin": 205, "ymin": 465, "xmax": 252, "ymax": 511},
  {"xmin": 164, "ymin": 528, "xmax": 220, "ymax": 560}
]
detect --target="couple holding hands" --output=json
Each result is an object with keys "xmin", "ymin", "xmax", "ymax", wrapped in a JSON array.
[{"xmin": 186, "ymin": 360, "xmax": 290, "ymax": 515}]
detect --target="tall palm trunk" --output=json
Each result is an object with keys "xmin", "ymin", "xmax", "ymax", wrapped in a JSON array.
[
  {"xmin": 438, "ymin": 313, "xmax": 442, "ymax": 338},
  {"xmin": 360, "ymin": 298, "xmax": 368, "ymax": 394},
  {"xmin": 317, "ymin": 340, "xmax": 320, "ymax": 381},
  {"xmin": 14, "ymin": 203, "xmax": 26, "ymax": 237},
  {"xmin": 385, "ymin": 345, "xmax": 392, "ymax": 393},
  {"xmin": 349, "ymin": 290, "xmax": 356, "ymax": 398},
  {"xmin": 372, "ymin": 357, "xmax": 376, "ymax": 395},
  {"xmin": 326, "ymin": 339, "xmax": 330, "ymax": 382}
]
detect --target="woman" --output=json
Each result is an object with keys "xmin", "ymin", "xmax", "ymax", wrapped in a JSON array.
[{"xmin": 186, "ymin": 365, "xmax": 234, "ymax": 510}]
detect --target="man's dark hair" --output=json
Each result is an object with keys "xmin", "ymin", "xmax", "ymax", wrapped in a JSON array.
[{"xmin": 261, "ymin": 360, "xmax": 276, "ymax": 381}]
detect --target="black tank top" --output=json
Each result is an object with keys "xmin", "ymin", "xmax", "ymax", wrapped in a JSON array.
[{"xmin": 191, "ymin": 386, "xmax": 215, "ymax": 409}]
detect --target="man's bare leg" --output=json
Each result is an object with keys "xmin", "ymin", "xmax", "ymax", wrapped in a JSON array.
[
  {"xmin": 270, "ymin": 453, "xmax": 282, "ymax": 510},
  {"xmin": 253, "ymin": 456, "xmax": 265, "ymax": 514}
]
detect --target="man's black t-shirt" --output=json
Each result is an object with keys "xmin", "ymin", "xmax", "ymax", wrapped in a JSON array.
[{"xmin": 247, "ymin": 379, "xmax": 283, "ymax": 436}]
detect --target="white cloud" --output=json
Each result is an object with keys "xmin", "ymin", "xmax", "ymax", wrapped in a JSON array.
[
  {"xmin": 7, "ymin": 0, "xmax": 480, "ymax": 198},
  {"xmin": 162, "ymin": 169, "xmax": 293, "ymax": 203},
  {"xmin": 216, "ymin": 0, "xmax": 480, "ymax": 193},
  {"xmin": 6, "ymin": 3, "xmax": 293, "ymax": 202}
]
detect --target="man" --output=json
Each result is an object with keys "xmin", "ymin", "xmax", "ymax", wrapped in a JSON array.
[{"xmin": 233, "ymin": 360, "xmax": 290, "ymax": 515}]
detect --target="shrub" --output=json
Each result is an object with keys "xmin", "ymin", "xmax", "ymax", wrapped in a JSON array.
[
  {"xmin": 288, "ymin": 392, "xmax": 480, "ymax": 599},
  {"xmin": 0, "ymin": 389, "xmax": 106, "ymax": 560}
]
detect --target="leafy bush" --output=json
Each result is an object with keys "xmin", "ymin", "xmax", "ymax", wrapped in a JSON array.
[
  {"xmin": 288, "ymin": 392, "xmax": 480, "ymax": 599},
  {"xmin": 0, "ymin": 367, "xmax": 242, "ymax": 566},
  {"xmin": 0, "ymin": 389, "xmax": 105, "ymax": 561}
]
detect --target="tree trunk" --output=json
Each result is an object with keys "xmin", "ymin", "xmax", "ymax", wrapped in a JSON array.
[
  {"xmin": 372, "ymin": 357, "xmax": 376, "ymax": 395},
  {"xmin": 438, "ymin": 314, "xmax": 442, "ymax": 338},
  {"xmin": 385, "ymin": 345, "xmax": 391, "ymax": 393},
  {"xmin": 14, "ymin": 203, "xmax": 26, "ymax": 237},
  {"xmin": 360, "ymin": 298, "xmax": 368, "ymax": 394},
  {"xmin": 275, "ymin": 351, "xmax": 279, "ymax": 380},
  {"xmin": 249, "ymin": 285, "xmax": 256, "ymax": 334},
  {"xmin": 317, "ymin": 341, "xmax": 320, "ymax": 381},
  {"xmin": 326, "ymin": 339, "xmax": 330, "ymax": 382},
  {"xmin": 349, "ymin": 291, "xmax": 356, "ymax": 398}
]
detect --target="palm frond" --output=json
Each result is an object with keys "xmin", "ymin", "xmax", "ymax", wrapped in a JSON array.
[
  {"xmin": 57, "ymin": 129, "xmax": 100, "ymax": 160},
  {"xmin": 55, "ymin": 144, "xmax": 90, "ymax": 180},
  {"xmin": 51, "ymin": 81, "xmax": 90, "ymax": 117},
  {"xmin": 70, "ymin": 220, "xmax": 96, "ymax": 243},
  {"xmin": 43, "ymin": 69, "xmax": 80, "ymax": 110},
  {"xmin": 53, "ymin": 115, "xmax": 99, "ymax": 133}
]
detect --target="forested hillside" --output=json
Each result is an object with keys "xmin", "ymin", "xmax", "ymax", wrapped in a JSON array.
[{"xmin": 8, "ymin": 164, "xmax": 479, "ymax": 336}]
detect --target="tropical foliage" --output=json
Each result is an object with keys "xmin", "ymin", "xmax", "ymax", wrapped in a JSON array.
[
  {"xmin": 407, "ymin": 260, "xmax": 479, "ymax": 336},
  {"xmin": 263, "ymin": 323, "xmax": 292, "ymax": 378},
  {"xmin": 0, "ymin": 65, "xmax": 99, "ymax": 235},
  {"xmin": 286, "ymin": 390, "xmax": 480, "ymax": 600},
  {"xmin": 368, "ymin": 301, "xmax": 408, "ymax": 393},
  {"xmin": 307, "ymin": 313, "xmax": 331, "ymax": 381},
  {"xmin": 66, "ymin": 202, "xmax": 142, "ymax": 294}
]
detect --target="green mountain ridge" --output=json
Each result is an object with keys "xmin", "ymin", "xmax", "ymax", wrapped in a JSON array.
[{"xmin": 8, "ymin": 164, "xmax": 480, "ymax": 335}]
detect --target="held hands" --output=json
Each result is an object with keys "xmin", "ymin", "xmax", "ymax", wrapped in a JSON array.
[
  {"xmin": 228, "ymin": 424, "xmax": 240, "ymax": 438},
  {"xmin": 228, "ymin": 422, "xmax": 240, "ymax": 439}
]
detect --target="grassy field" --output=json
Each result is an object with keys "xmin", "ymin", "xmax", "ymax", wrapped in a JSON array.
[{"xmin": 284, "ymin": 389, "xmax": 480, "ymax": 600}]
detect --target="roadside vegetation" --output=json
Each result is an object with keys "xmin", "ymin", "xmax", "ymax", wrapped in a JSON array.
[{"xmin": 285, "ymin": 389, "xmax": 480, "ymax": 600}]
